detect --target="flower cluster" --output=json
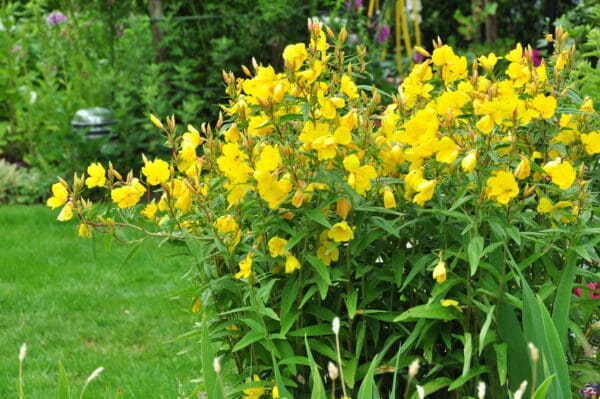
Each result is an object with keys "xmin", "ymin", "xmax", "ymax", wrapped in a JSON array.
[{"xmin": 48, "ymin": 22, "xmax": 599, "ymax": 397}]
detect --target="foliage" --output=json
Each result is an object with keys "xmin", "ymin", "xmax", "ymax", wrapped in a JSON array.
[
  {"xmin": 48, "ymin": 21, "xmax": 600, "ymax": 399},
  {"xmin": 555, "ymin": 0, "xmax": 600, "ymax": 105},
  {"xmin": 0, "ymin": 159, "xmax": 47, "ymax": 204}
]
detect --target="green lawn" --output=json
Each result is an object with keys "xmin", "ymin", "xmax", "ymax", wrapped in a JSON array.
[{"xmin": 0, "ymin": 205, "xmax": 199, "ymax": 398}]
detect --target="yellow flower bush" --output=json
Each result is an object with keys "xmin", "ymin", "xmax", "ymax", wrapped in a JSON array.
[{"xmin": 50, "ymin": 22, "xmax": 599, "ymax": 398}]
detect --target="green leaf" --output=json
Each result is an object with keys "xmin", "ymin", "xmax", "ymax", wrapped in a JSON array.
[
  {"xmin": 532, "ymin": 374, "xmax": 556, "ymax": 399},
  {"xmin": 356, "ymin": 354, "xmax": 380, "ymax": 399},
  {"xmin": 493, "ymin": 342, "xmax": 507, "ymax": 386},
  {"xmin": 306, "ymin": 255, "xmax": 332, "ymax": 299},
  {"xmin": 468, "ymin": 235, "xmax": 484, "ymax": 276},
  {"xmin": 370, "ymin": 216, "xmax": 401, "ymax": 238},
  {"xmin": 448, "ymin": 365, "xmax": 490, "ymax": 391},
  {"xmin": 289, "ymin": 324, "xmax": 333, "ymax": 337},
  {"xmin": 201, "ymin": 312, "xmax": 223, "ymax": 399},
  {"xmin": 232, "ymin": 330, "xmax": 265, "ymax": 352},
  {"xmin": 479, "ymin": 305, "xmax": 495, "ymax": 356},
  {"xmin": 306, "ymin": 208, "xmax": 332, "ymax": 228},
  {"xmin": 304, "ymin": 336, "xmax": 327, "ymax": 399},
  {"xmin": 394, "ymin": 303, "xmax": 461, "ymax": 322},
  {"xmin": 551, "ymin": 248, "xmax": 578, "ymax": 351},
  {"xmin": 462, "ymin": 332, "xmax": 472, "ymax": 377},
  {"xmin": 345, "ymin": 289, "xmax": 358, "ymax": 320},
  {"xmin": 57, "ymin": 362, "xmax": 70, "ymax": 399}
]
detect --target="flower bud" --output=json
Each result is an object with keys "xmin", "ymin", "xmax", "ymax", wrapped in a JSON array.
[
  {"xmin": 19, "ymin": 343, "xmax": 27, "ymax": 362},
  {"xmin": 514, "ymin": 156, "xmax": 531, "ymax": 180},
  {"xmin": 477, "ymin": 381, "xmax": 486, "ymax": 399},
  {"xmin": 461, "ymin": 150, "xmax": 477, "ymax": 173},
  {"xmin": 408, "ymin": 358, "xmax": 420, "ymax": 378},
  {"xmin": 528, "ymin": 342, "xmax": 539, "ymax": 364},
  {"xmin": 417, "ymin": 385, "xmax": 425, "ymax": 399},
  {"xmin": 150, "ymin": 114, "xmax": 163, "ymax": 129},
  {"xmin": 332, "ymin": 316, "xmax": 340, "ymax": 335},
  {"xmin": 327, "ymin": 361, "xmax": 339, "ymax": 380},
  {"xmin": 213, "ymin": 357, "xmax": 221, "ymax": 374}
]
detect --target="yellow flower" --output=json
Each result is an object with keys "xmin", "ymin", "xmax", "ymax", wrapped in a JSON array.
[
  {"xmin": 476, "ymin": 114, "xmax": 495, "ymax": 134},
  {"xmin": 282, "ymin": 42, "xmax": 307, "ymax": 71},
  {"xmin": 537, "ymin": 197, "xmax": 553, "ymax": 213},
  {"xmin": 413, "ymin": 180, "xmax": 436, "ymax": 206},
  {"xmin": 580, "ymin": 97, "xmax": 594, "ymax": 113},
  {"xmin": 341, "ymin": 75, "xmax": 359, "ymax": 99},
  {"xmin": 78, "ymin": 223, "xmax": 91, "ymax": 238},
  {"xmin": 543, "ymin": 159, "xmax": 576, "ymax": 190},
  {"xmin": 142, "ymin": 158, "xmax": 170, "ymax": 185},
  {"xmin": 85, "ymin": 162, "xmax": 106, "ymax": 188},
  {"xmin": 214, "ymin": 215, "xmax": 242, "ymax": 250},
  {"xmin": 285, "ymin": 254, "xmax": 301, "ymax": 274},
  {"xmin": 57, "ymin": 203, "xmax": 74, "ymax": 222},
  {"xmin": 486, "ymin": 171, "xmax": 519, "ymax": 205},
  {"xmin": 581, "ymin": 131, "xmax": 600, "ymax": 155},
  {"xmin": 235, "ymin": 254, "xmax": 253, "ymax": 279},
  {"xmin": 141, "ymin": 201, "xmax": 158, "ymax": 220},
  {"xmin": 514, "ymin": 156, "xmax": 531, "ymax": 180},
  {"xmin": 432, "ymin": 261, "xmax": 446, "ymax": 283},
  {"xmin": 328, "ymin": 221, "xmax": 354, "ymax": 242},
  {"xmin": 254, "ymin": 170, "xmax": 293, "ymax": 209},
  {"xmin": 478, "ymin": 52, "xmax": 501, "ymax": 71},
  {"xmin": 529, "ymin": 94, "xmax": 557, "ymax": 119},
  {"xmin": 348, "ymin": 164, "xmax": 377, "ymax": 196},
  {"xmin": 243, "ymin": 374, "xmax": 266, "ymax": 399},
  {"xmin": 317, "ymin": 241, "xmax": 339, "ymax": 266},
  {"xmin": 111, "ymin": 178, "xmax": 146, "ymax": 208},
  {"xmin": 436, "ymin": 136, "xmax": 459, "ymax": 164},
  {"xmin": 272, "ymin": 385, "xmax": 279, "ymax": 399},
  {"xmin": 268, "ymin": 237, "xmax": 288, "ymax": 257},
  {"xmin": 441, "ymin": 299, "xmax": 462, "ymax": 312},
  {"xmin": 461, "ymin": 150, "xmax": 477, "ymax": 173},
  {"xmin": 47, "ymin": 182, "xmax": 69, "ymax": 209},
  {"xmin": 383, "ymin": 187, "xmax": 396, "ymax": 209}
]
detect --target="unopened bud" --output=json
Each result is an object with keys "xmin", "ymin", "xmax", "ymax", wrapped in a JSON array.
[
  {"xmin": 415, "ymin": 46, "xmax": 431, "ymax": 58},
  {"xmin": 332, "ymin": 317, "xmax": 340, "ymax": 335},
  {"xmin": 477, "ymin": 381, "xmax": 486, "ymax": 399},
  {"xmin": 19, "ymin": 343, "xmax": 27, "ymax": 362},
  {"xmin": 327, "ymin": 361, "xmax": 339, "ymax": 380},
  {"xmin": 149, "ymin": 113, "xmax": 163, "ymax": 129},
  {"xmin": 213, "ymin": 357, "xmax": 221, "ymax": 374},
  {"xmin": 528, "ymin": 342, "xmax": 539, "ymax": 364},
  {"xmin": 326, "ymin": 25, "xmax": 335, "ymax": 40},
  {"xmin": 241, "ymin": 64, "xmax": 252, "ymax": 78},
  {"xmin": 408, "ymin": 358, "xmax": 420, "ymax": 378},
  {"xmin": 514, "ymin": 380, "xmax": 528, "ymax": 399},
  {"xmin": 339, "ymin": 27, "xmax": 348, "ymax": 43},
  {"xmin": 417, "ymin": 385, "xmax": 425, "ymax": 399},
  {"xmin": 86, "ymin": 367, "xmax": 104, "ymax": 384}
]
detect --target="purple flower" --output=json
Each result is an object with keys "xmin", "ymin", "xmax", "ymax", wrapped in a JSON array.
[
  {"xmin": 345, "ymin": 0, "xmax": 363, "ymax": 9},
  {"xmin": 46, "ymin": 11, "xmax": 68, "ymax": 26},
  {"xmin": 377, "ymin": 24, "xmax": 391, "ymax": 44}
]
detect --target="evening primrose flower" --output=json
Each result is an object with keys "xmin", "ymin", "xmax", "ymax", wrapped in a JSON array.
[
  {"xmin": 543, "ymin": 159, "xmax": 576, "ymax": 190},
  {"xmin": 285, "ymin": 254, "xmax": 301, "ymax": 274},
  {"xmin": 486, "ymin": 171, "xmax": 519, "ymax": 205},
  {"xmin": 78, "ymin": 223, "xmax": 92, "ymax": 238},
  {"xmin": 47, "ymin": 182, "xmax": 69, "ymax": 209},
  {"xmin": 235, "ymin": 254, "xmax": 253, "ymax": 279},
  {"xmin": 111, "ymin": 179, "xmax": 146, "ymax": 208},
  {"xmin": 382, "ymin": 186, "xmax": 396, "ymax": 209},
  {"xmin": 432, "ymin": 261, "xmax": 447, "ymax": 283},
  {"xmin": 461, "ymin": 150, "xmax": 477, "ymax": 173},
  {"xmin": 341, "ymin": 75, "xmax": 359, "ymax": 99},
  {"xmin": 141, "ymin": 201, "xmax": 158, "ymax": 220},
  {"xmin": 581, "ymin": 131, "xmax": 600, "ymax": 155},
  {"xmin": 328, "ymin": 221, "xmax": 354, "ymax": 242},
  {"xmin": 441, "ymin": 298, "xmax": 462, "ymax": 312},
  {"xmin": 514, "ymin": 156, "xmax": 531, "ymax": 180},
  {"xmin": 142, "ymin": 158, "xmax": 170, "ymax": 185},
  {"xmin": 282, "ymin": 42, "xmax": 307, "ymax": 71},
  {"xmin": 57, "ymin": 202, "xmax": 74, "ymax": 221},
  {"xmin": 412, "ymin": 180, "xmax": 436, "ymax": 207},
  {"xmin": 85, "ymin": 162, "xmax": 106, "ymax": 188},
  {"xmin": 243, "ymin": 374, "xmax": 266, "ymax": 399},
  {"xmin": 268, "ymin": 236, "xmax": 288, "ymax": 257},
  {"xmin": 436, "ymin": 136, "xmax": 459, "ymax": 164},
  {"xmin": 478, "ymin": 52, "xmax": 501, "ymax": 71}
]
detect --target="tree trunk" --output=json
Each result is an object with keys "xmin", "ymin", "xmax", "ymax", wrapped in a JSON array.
[{"xmin": 148, "ymin": 0, "xmax": 166, "ymax": 63}]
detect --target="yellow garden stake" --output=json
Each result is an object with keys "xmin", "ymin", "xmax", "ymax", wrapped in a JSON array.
[
  {"xmin": 399, "ymin": 0, "xmax": 412, "ymax": 59},
  {"xmin": 411, "ymin": 0, "xmax": 422, "ymax": 47},
  {"xmin": 395, "ymin": 0, "xmax": 402, "ymax": 73},
  {"xmin": 368, "ymin": 0, "xmax": 377, "ymax": 18}
]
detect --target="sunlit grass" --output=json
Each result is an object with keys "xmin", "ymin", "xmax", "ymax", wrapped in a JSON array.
[{"xmin": 0, "ymin": 205, "xmax": 198, "ymax": 398}]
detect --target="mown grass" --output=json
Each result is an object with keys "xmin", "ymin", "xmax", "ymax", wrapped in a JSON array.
[{"xmin": 0, "ymin": 205, "xmax": 199, "ymax": 398}]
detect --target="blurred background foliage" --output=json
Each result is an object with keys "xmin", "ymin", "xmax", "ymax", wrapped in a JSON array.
[{"xmin": 0, "ymin": 0, "xmax": 593, "ymax": 204}]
